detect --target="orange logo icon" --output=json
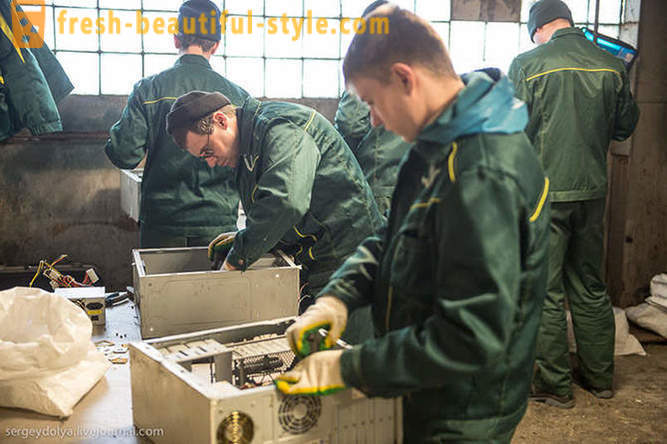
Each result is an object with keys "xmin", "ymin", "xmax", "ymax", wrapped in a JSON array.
[{"xmin": 12, "ymin": 0, "xmax": 46, "ymax": 48}]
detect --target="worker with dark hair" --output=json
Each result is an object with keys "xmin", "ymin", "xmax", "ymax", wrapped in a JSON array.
[
  {"xmin": 509, "ymin": 0, "xmax": 639, "ymax": 408},
  {"xmin": 165, "ymin": 91, "xmax": 383, "ymax": 313},
  {"xmin": 105, "ymin": 0, "xmax": 249, "ymax": 248},
  {"xmin": 277, "ymin": 5, "xmax": 550, "ymax": 442}
]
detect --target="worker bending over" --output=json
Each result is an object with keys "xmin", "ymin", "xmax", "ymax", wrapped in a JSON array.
[
  {"xmin": 166, "ymin": 91, "xmax": 383, "ymax": 318},
  {"xmin": 334, "ymin": 1, "xmax": 412, "ymax": 217}
]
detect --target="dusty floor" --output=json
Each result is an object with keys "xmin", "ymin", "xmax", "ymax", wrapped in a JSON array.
[{"xmin": 514, "ymin": 343, "xmax": 667, "ymax": 443}]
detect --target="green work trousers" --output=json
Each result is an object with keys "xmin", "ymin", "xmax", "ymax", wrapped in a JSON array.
[{"xmin": 534, "ymin": 199, "xmax": 615, "ymax": 396}]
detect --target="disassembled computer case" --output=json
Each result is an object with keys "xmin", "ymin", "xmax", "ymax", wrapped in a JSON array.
[
  {"xmin": 129, "ymin": 318, "xmax": 402, "ymax": 443},
  {"xmin": 132, "ymin": 247, "xmax": 300, "ymax": 338}
]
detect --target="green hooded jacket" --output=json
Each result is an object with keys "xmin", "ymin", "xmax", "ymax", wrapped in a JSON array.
[
  {"xmin": 323, "ymin": 71, "xmax": 550, "ymax": 441},
  {"xmin": 105, "ymin": 55, "xmax": 249, "ymax": 234},
  {"xmin": 335, "ymin": 91, "xmax": 412, "ymax": 216},
  {"xmin": 0, "ymin": 0, "xmax": 72, "ymax": 141},
  {"xmin": 226, "ymin": 98, "xmax": 383, "ymax": 291},
  {"xmin": 508, "ymin": 27, "xmax": 639, "ymax": 202}
]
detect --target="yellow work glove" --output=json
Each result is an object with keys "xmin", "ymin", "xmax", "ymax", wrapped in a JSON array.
[
  {"xmin": 208, "ymin": 231, "xmax": 236, "ymax": 270},
  {"xmin": 275, "ymin": 349, "xmax": 345, "ymax": 396},
  {"xmin": 286, "ymin": 296, "xmax": 348, "ymax": 359}
]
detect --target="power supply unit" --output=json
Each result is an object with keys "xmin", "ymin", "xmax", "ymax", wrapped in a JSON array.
[{"xmin": 55, "ymin": 286, "xmax": 106, "ymax": 325}]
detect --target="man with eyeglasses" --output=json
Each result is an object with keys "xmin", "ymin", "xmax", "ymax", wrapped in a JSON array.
[
  {"xmin": 166, "ymin": 91, "xmax": 384, "ymax": 329},
  {"xmin": 105, "ymin": 0, "xmax": 249, "ymax": 248}
]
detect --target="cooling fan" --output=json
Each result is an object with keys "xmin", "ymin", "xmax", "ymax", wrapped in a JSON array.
[
  {"xmin": 278, "ymin": 395, "xmax": 322, "ymax": 435},
  {"xmin": 217, "ymin": 411, "xmax": 254, "ymax": 444}
]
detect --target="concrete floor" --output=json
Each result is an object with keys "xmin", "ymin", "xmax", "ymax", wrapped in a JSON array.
[{"xmin": 514, "ymin": 343, "xmax": 667, "ymax": 443}]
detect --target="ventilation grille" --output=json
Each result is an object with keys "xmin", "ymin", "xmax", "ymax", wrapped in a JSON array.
[
  {"xmin": 217, "ymin": 411, "xmax": 254, "ymax": 444},
  {"xmin": 278, "ymin": 395, "xmax": 322, "ymax": 435}
]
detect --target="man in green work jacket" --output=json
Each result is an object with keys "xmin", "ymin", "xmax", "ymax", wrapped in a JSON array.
[
  {"xmin": 335, "ymin": 90, "xmax": 411, "ymax": 217},
  {"xmin": 276, "ymin": 6, "xmax": 550, "ymax": 442},
  {"xmin": 165, "ymin": 91, "xmax": 383, "ymax": 310},
  {"xmin": 0, "ymin": 0, "xmax": 73, "ymax": 141},
  {"xmin": 509, "ymin": 0, "xmax": 639, "ymax": 408},
  {"xmin": 334, "ymin": 1, "xmax": 411, "ymax": 217},
  {"xmin": 105, "ymin": 0, "xmax": 249, "ymax": 248}
]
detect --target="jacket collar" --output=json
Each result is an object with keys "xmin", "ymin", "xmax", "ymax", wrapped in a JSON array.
[
  {"xmin": 236, "ymin": 97, "xmax": 262, "ymax": 155},
  {"xmin": 174, "ymin": 54, "xmax": 212, "ymax": 68},
  {"xmin": 551, "ymin": 27, "xmax": 585, "ymax": 41},
  {"xmin": 414, "ymin": 71, "xmax": 527, "ymax": 164},
  {"xmin": 233, "ymin": 97, "xmax": 264, "ymax": 178}
]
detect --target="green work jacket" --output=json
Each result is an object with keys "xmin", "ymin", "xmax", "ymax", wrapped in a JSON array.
[
  {"xmin": 335, "ymin": 91, "xmax": 411, "ymax": 216},
  {"xmin": 226, "ymin": 98, "xmax": 383, "ymax": 290},
  {"xmin": 323, "ymin": 71, "xmax": 550, "ymax": 441},
  {"xmin": 105, "ymin": 55, "xmax": 249, "ymax": 234},
  {"xmin": 0, "ymin": 1, "xmax": 72, "ymax": 141},
  {"xmin": 509, "ymin": 27, "xmax": 639, "ymax": 202}
]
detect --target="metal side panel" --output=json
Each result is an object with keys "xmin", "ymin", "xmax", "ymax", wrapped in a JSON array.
[
  {"xmin": 129, "ymin": 343, "xmax": 213, "ymax": 444},
  {"xmin": 120, "ymin": 169, "xmax": 142, "ymax": 223}
]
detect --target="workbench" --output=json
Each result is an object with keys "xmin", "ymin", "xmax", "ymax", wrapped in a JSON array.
[{"xmin": 0, "ymin": 302, "xmax": 148, "ymax": 444}]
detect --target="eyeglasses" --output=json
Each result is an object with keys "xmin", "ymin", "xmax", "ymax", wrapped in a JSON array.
[{"xmin": 198, "ymin": 133, "xmax": 215, "ymax": 161}]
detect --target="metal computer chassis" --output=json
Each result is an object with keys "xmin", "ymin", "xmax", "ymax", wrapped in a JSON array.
[
  {"xmin": 132, "ymin": 248, "xmax": 300, "ymax": 338},
  {"xmin": 129, "ymin": 318, "xmax": 402, "ymax": 443}
]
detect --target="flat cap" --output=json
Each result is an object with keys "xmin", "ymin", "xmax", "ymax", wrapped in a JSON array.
[{"xmin": 166, "ymin": 91, "xmax": 231, "ymax": 135}]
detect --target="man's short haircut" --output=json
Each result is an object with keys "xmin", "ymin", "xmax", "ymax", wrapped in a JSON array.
[
  {"xmin": 362, "ymin": 0, "xmax": 388, "ymax": 17},
  {"xmin": 175, "ymin": 34, "xmax": 217, "ymax": 53},
  {"xmin": 343, "ymin": 6, "xmax": 457, "ymax": 85}
]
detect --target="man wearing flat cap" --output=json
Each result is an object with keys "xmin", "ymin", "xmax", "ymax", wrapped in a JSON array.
[
  {"xmin": 166, "ymin": 91, "xmax": 383, "ymax": 336},
  {"xmin": 105, "ymin": 0, "xmax": 249, "ymax": 248},
  {"xmin": 509, "ymin": 0, "xmax": 639, "ymax": 408}
]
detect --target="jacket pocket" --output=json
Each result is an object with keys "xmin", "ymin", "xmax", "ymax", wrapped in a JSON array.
[{"xmin": 389, "ymin": 229, "xmax": 434, "ymax": 298}]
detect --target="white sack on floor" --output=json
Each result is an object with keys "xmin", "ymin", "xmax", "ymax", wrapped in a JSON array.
[
  {"xmin": 647, "ymin": 273, "xmax": 667, "ymax": 309},
  {"xmin": 567, "ymin": 307, "xmax": 646, "ymax": 356},
  {"xmin": 0, "ymin": 287, "xmax": 110, "ymax": 417},
  {"xmin": 624, "ymin": 273, "xmax": 667, "ymax": 339}
]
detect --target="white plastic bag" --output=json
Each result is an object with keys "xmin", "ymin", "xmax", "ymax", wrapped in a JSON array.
[
  {"xmin": 0, "ymin": 287, "xmax": 111, "ymax": 417},
  {"xmin": 566, "ymin": 307, "xmax": 646, "ymax": 356}
]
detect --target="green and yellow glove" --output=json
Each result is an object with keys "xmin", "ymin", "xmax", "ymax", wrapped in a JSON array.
[
  {"xmin": 208, "ymin": 231, "xmax": 236, "ymax": 270},
  {"xmin": 275, "ymin": 349, "xmax": 345, "ymax": 396},
  {"xmin": 285, "ymin": 296, "xmax": 348, "ymax": 359}
]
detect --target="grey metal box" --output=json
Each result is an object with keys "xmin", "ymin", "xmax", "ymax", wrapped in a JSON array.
[
  {"xmin": 129, "ymin": 318, "xmax": 402, "ymax": 444},
  {"xmin": 120, "ymin": 168, "xmax": 142, "ymax": 222},
  {"xmin": 132, "ymin": 247, "xmax": 300, "ymax": 339}
]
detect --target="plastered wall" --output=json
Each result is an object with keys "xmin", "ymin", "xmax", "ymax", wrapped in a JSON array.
[{"xmin": 0, "ymin": 95, "xmax": 338, "ymax": 290}]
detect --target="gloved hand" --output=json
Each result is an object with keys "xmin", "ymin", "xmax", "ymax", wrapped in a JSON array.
[
  {"xmin": 286, "ymin": 296, "xmax": 348, "ymax": 359},
  {"xmin": 208, "ymin": 231, "xmax": 236, "ymax": 270},
  {"xmin": 275, "ymin": 350, "xmax": 345, "ymax": 396}
]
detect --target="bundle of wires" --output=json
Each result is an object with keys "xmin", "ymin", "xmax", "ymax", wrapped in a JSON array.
[{"xmin": 28, "ymin": 254, "xmax": 96, "ymax": 289}]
